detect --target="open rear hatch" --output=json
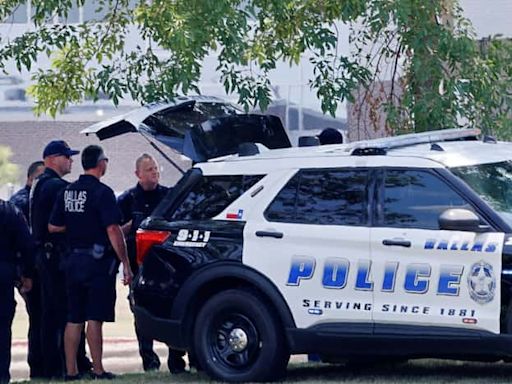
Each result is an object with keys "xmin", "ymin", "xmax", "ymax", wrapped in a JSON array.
[{"xmin": 81, "ymin": 96, "xmax": 291, "ymax": 163}]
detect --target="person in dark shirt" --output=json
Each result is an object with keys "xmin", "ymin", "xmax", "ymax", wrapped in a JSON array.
[
  {"xmin": 9, "ymin": 161, "xmax": 44, "ymax": 220},
  {"xmin": 8, "ymin": 161, "xmax": 44, "ymax": 379},
  {"xmin": 317, "ymin": 127, "xmax": 344, "ymax": 145},
  {"xmin": 49, "ymin": 145, "xmax": 133, "ymax": 381},
  {"xmin": 0, "ymin": 200, "xmax": 34, "ymax": 384},
  {"xmin": 118, "ymin": 153, "xmax": 186, "ymax": 373},
  {"xmin": 29, "ymin": 140, "xmax": 91, "ymax": 379}
]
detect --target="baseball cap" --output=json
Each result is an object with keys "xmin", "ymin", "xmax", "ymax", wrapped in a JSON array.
[{"xmin": 43, "ymin": 140, "xmax": 80, "ymax": 158}]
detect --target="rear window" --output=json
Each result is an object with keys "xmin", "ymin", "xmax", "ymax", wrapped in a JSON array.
[
  {"xmin": 167, "ymin": 174, "xmax": 263, "ymax": 221},
  {"xmin": 265, "ymin": 168, "xmax": 369, "ymax": 225}
]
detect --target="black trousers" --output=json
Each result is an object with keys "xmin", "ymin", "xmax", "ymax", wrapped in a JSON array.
[
  {"xmin": 134, "ymin": 319, "xmax": 185, "ymax": 372},
  {"xmin": 21, "ymin": 274, "xmax": 44, "ymax": 378},
  {"xmin": 0, "ymin": 284, "xmax": 15, "ymax": 384},
  {"xmin": 37, "ymin": 252, "xmax": 91, "ymax": 378}
]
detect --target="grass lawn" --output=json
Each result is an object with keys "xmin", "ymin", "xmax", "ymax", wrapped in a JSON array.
[{"xmin": 14, "ymin": 359, "xmax": 512, "ymax": 384}]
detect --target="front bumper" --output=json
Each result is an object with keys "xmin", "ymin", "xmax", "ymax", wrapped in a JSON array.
[{"xmin": 132, "ymin": 305, "xmax": 187, "ymax": 350}]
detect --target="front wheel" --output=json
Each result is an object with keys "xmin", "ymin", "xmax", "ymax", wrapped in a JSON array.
[{"xmin": 193, "ymin": 289, "xmax": 289, "ymax": 382}]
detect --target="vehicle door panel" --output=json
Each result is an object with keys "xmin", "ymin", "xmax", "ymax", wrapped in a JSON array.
[{"xmin": 371, "ymin": 168, "xmax": 503, "ymax": 334}]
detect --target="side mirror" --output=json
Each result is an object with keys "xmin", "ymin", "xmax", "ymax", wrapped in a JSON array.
[{"xmin": 438, "ymin": 208, "xmax": 489, "ymax": 232}]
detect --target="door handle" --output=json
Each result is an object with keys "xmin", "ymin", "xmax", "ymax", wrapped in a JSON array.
[
  {"xmin": 382, "ymin": 239, "xmax": 411, "ymax": 248},
  {"xmin": 255, "ymin": 231, "xmax": 284, "ymax": 239}
]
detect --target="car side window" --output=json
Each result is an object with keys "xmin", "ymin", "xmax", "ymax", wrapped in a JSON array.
[
  {"xmin": 169, "ymin": 175, "xmax": 263, "ymax": 221},
  {"xmin": 382, "ymin": 169, "xmax": 473, "ymax": 230},
  {"xmin": 265, "ymin": 169, "xmax": 368, "ymax": 225}
]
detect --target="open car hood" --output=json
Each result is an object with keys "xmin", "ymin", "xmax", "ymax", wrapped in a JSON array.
[{"xmin": 81, "ymin": 96, "xmax": 291, "ymax": 162}]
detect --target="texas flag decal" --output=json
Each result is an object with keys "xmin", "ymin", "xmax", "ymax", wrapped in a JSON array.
[{"xmin": 226, "ymin": 209, "xmax": 244, "ymax": 220}]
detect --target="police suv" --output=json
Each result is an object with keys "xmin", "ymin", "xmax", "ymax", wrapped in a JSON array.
[{"xmin": 84, "ymin": 98, "xmax": 512, "ymax": 382}]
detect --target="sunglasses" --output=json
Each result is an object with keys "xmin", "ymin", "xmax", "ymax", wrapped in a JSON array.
[{"xmin": 51, "ymin": 154, "xmax": 71, "ymax": 159}]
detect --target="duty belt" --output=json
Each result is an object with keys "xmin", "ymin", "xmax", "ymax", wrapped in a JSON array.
[{"xmin": 71, "ymin": 248, "xmax": 94, "ymax": 256}]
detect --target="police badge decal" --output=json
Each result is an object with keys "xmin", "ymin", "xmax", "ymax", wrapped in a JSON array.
[{"xmin": 467, "ymin": 261, "xmax": 496, "ymax": 304}]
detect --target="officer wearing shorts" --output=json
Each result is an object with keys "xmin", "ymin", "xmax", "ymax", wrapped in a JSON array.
[{"xmin": 49, "ymin": 145, "xmax": 133, "ymax": 380}]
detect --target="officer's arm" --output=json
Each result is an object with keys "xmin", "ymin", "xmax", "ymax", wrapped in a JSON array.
[
  {"xmin": 49, "ymin": 188, "xmax": 66, "ymax": 233},
  {"xmin": 120, "ymin": 220, "xmax": 133, "ymax": 236},
  {"xmin": 106, "ymin": 224, "xmax": 133, "ymax": 285},
  {"xmin": 10, "ymin": 206, "xmax": 35, "ymax": 287},
  {"xmin": 48, "ymin": 224, "xmax": 66, "ymax": 233},
  {"xmin": 117, "ymin": 192, "xmax": 133, "ymax": 235}
]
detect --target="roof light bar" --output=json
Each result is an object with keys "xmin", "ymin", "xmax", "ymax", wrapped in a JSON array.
[{"xmin": 347, "ymin": 128, "xmax": 481, "ymax": 155}]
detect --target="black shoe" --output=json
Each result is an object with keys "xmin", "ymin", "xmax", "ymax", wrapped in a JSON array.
[
  {"xmin": 167, "ymin": 356, "xmax": 186, "ymax": 374},
  {"xmin": 168, "ymin": 367, "xmax": 187, "ymax": 375},
  {"xmin": 143, "ymin": 360, "xmax": 160, "ymax": 372},
  {"xmin": 64, "ymin": 373, "xmax": 82, "ymax": 381},
  {"xmin": 78, "ymin": 357, "xmax": 93, "ymax": 374},
  {"xmin": 91, "ymin": 371, "xmax": 116, "ymax": 380}
]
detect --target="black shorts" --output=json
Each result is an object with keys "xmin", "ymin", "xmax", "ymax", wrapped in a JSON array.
[{"xmin": 65, "ymin": 254, "xmax": 117, "ymax": 323}]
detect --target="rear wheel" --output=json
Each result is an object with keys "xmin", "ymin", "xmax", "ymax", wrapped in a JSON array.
[{"xmin": 193, "ymin": 289, "xmax": 289, "ymax": 382}]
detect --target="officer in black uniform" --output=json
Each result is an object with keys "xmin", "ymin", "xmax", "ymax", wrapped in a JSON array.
[
  {"xmin": 118, "ymin": 153, "xmax": 186, "ymax": 373},
  {"xmin": 29, "ymin": 140, "xmax": 91, "ymax": 379},
  {"xmin": 0, "ymin": 199, "xmax": 34, "ymax": 384},
  {"xmin": 49, "ymin": 145, "xmax": 133, "ymax": 381},
  {"xmin": 10, "ymin": 161, "xmax": 44, "ymax": 219},
  {"xmin": 317, "ymin": 127, "xmax": 344, "ymax": 145},
  {"xmin": 9, "ymin": 161, "xmax": 44, "ymax": 379}
]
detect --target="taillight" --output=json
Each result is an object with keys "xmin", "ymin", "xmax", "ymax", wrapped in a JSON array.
[{"xmin": 136, "ymin": 229, "xmax": 171, "ymax": 265}]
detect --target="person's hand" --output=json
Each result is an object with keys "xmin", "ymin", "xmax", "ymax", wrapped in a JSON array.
[
  {"xmin": 122, "ymin": 263, "xmax": 133, "ymax": 286},
  {"xmin": 20, "ymin": 277, "xmax": 33, "ymax": 293}
]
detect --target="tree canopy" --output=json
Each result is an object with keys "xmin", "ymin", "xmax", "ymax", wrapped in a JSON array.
[{"xmin": 0, "ymin": 0, "xmax": 511, "ymax": 137}]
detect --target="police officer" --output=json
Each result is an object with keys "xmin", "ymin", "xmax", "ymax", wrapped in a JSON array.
[
  {"xmin": 9, "ymin": 161, "xmax": 44, "ymax": 379},
  {"xmin": 10, "ymin": 161, "xmax": 44, "ymax": 219},
  {"xmin": 0, "ymin": 199, "xmax": 34, "ymax": 384},
  {"xmin": 49, "ymin": 145, "xmax": 133, "ymax": 380},
  {"xmin": 317, "ymin": 127, "xmax": 344, "ymax": 145},
  {"xmin": 30, "ymin": 140, "xmax": 91, "ymax": 378},
  {"xmin": 118, "ymin": 153, "xmax": 186, "ymax": 373}
]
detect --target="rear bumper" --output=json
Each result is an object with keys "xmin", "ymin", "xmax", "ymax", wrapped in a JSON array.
[{"xmin": 132, "ymin": 305, "xmax": 187, "ymax": 350}]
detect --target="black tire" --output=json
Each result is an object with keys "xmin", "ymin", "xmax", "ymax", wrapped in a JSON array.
[{"xmin": 193, "ymin": 289, "xmax": 290, "ymax": 382}]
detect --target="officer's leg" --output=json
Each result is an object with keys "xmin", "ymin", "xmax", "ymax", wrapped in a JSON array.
[
  {"xmin": 76, "ymin": 332, "xmax": 92, "ymax": 374},
  {"xmin": 39, "ymin": 258, "xmax": 62, "ymax": 378},
  {"xmin": 0, "ymin": 284, "xmax": 16, "ymax": 384},
  {"xmin": 23, "ymin": 273, "xmax": 45, "ymax": 378},
  {"xmin": 134, "ymin": 320, "xmax": 160, "ymax": 371},
  {"xmin": 60, "ymin": 264, "xmax": 91, "ymax": 374},
  {"xmin": 167, "ymin": 347, "xmax": 186, "ymax": 374},
  {"xmin": 41, "ymin": 257, "xmax": 70, "ymax": 378},
  {"xmin": 86, "ymin": 321, "xmax": 106, "ymax": 374},
  {"xmin": 64, "ymin": 323, "xmax": 84, "ymax": 376}
]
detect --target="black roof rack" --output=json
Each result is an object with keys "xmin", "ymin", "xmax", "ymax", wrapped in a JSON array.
[{"xmin": 351, "ymin": 147, "xmax": 387, "ymax": 156}]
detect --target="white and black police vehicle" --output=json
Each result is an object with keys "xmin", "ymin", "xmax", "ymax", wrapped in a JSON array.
[{"xmin": 84, "ymin": 96, "xmax": 512, "ymax": 382}]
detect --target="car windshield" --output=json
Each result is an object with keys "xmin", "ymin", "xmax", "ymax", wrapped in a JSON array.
[{"xmin": 451, "ymin": 160, "xmax": 512, "ymax": 227}]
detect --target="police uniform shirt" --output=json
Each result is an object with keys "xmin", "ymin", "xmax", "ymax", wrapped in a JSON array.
[
  {"xmin": 30, "ymin": 168, "xmax": 69, "ymax": 245},
  {"xmin": 117, "ymin": 183, "xmax": 169, "ymax": 271},
  {"xmin": 9, "ymin": 185, "xmax": 30, "ymax": 220},
  {"xmin": 0, "ymin": 200, "xmax": 34, "ymax": 283},
  {"xmin": 117, "ymin": 183, "xmax": 169, "ymax": 236},
  {"xmin": 50, "ymin": 175, "xmax": 121, "ymax": 250}
]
